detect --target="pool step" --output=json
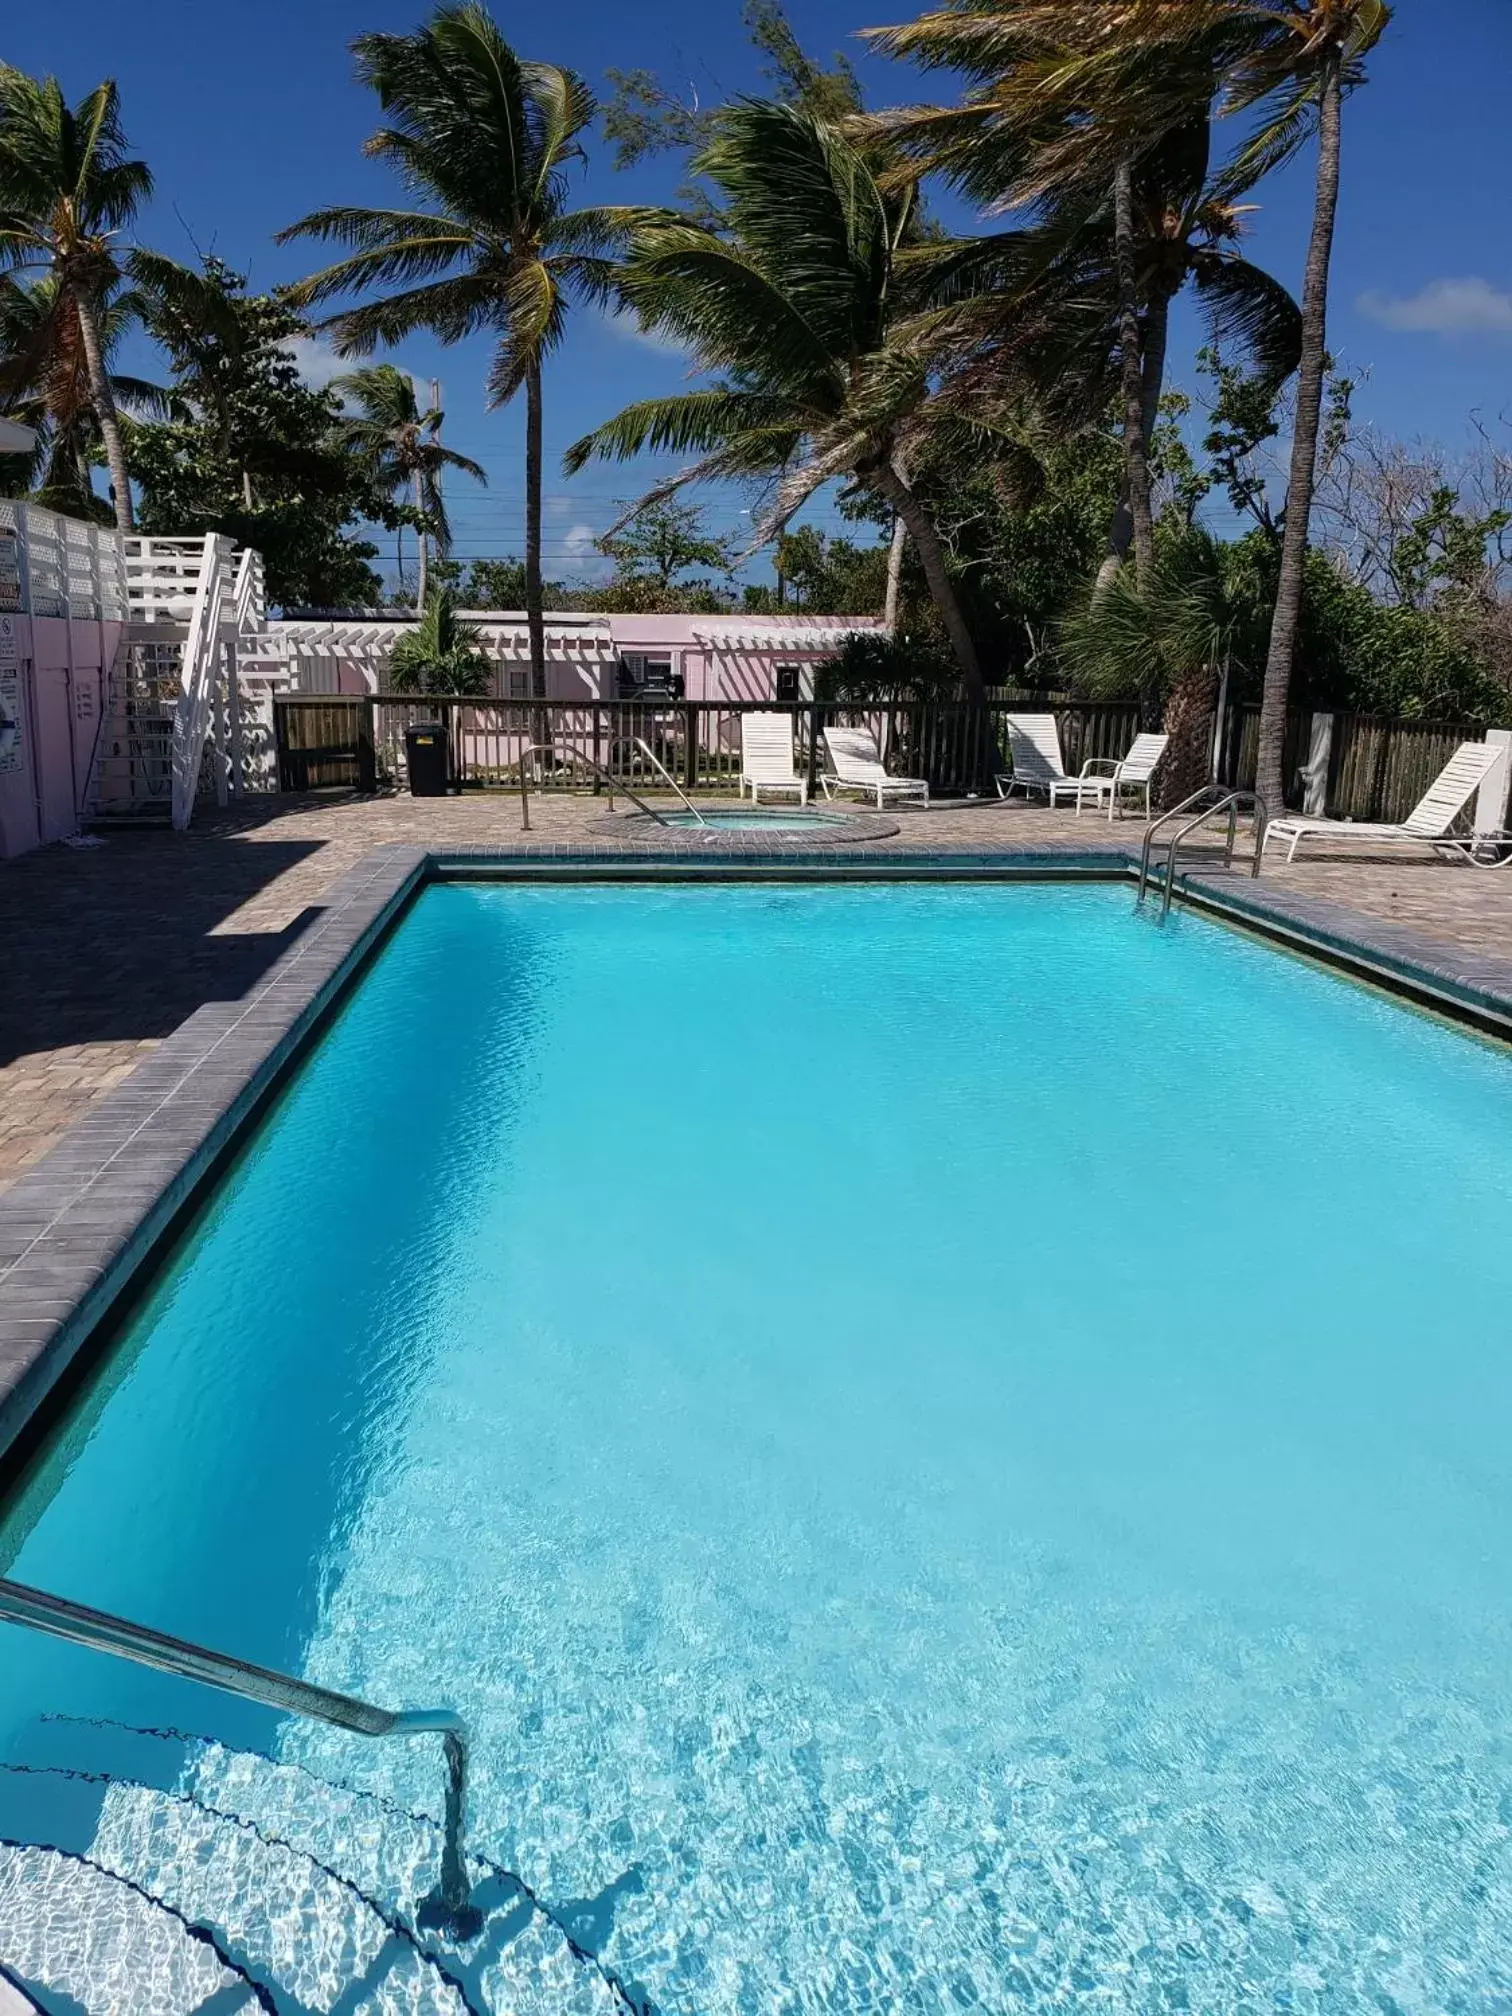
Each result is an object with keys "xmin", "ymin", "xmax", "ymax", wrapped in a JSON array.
[
  {"xmin": 0, "ymin": 1840, "xmax": 268, "ymax": 2012},
  {"xmin": 0, "ymin": 1721, "xmax": 642, "ymax": 2016},
  {"xmin": 0, "ymin": 1763, "xmax": 471, "ymax": 2016}
]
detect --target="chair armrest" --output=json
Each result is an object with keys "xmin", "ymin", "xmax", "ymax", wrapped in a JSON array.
[{"xmin": 1079, "ymin": 757, "xmax": 1118, "ymax": 777}]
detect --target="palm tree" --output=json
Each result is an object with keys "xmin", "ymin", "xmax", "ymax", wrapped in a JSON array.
[
  {"xmin": 1061, "ymin": 527, "xmax": 1256, "ymax": 805},
  {"xmin": 0, "ymin": 274, "xmax": 166, "ymax": 516},
  {"xmin": 566, "ymin": 100, "xmax": 1008, "ymax": 702},
  {"xmin": 866, "ymin": 8, "xmax": 1300, "ymax": 592},
  {"xmin": 332, "ymin": 364, "xmax": 485, "ymax": 607},
  {"xmin": 1224, "ymin": 0, "xmax": 1391, "ymax": 812},
  {"xmin": 0, "ymin": 67, "xmax": 153, "ymax": 531},
  {"xmin": 279, "ymin": 4, "xmax": 628, "ymax": 696},
  {"xmin": 388, "ymin": 585, "xmax": 493, "ymax": 694},
  {"xmin": 872, "ymin": 0, "xmax": 1390, "ymax": 804}
]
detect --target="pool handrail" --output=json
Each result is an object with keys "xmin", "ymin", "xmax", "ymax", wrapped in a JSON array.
[
  {"xmin": 632, "ymin": 736, "xmax": 706, "ymax": 825},
  {"xmin": 0, "ymin": 1575, "xmax": 479, "ymax": 1936},
  {"xmin": 512, "ymin": 742, "xmax": 671, "ymax": 831},
  {"xmin": 1137, "ymin": 786, "xmax": 1269, "ymax": 913}
]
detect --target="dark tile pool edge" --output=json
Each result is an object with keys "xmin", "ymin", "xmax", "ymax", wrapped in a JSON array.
[
  {"xmin": 0, "ymin": 842, "xmax": 429, "ymax": 1466},
  {"xmin": 4, "ymin": 836, "xmax": 1511, "ymax": 1471},
  {"xmin": 1170, "ymin": 864, "xmax": 1512, "ymax": 1039}
]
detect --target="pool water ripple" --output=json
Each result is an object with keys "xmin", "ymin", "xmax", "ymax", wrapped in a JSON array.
[{"xmin": 5, "ymin": 885, "xmax": 1512, "ymax": 2011}]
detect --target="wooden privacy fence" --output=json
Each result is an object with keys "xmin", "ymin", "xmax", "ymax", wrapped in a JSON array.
[
  {"xmin": 272, "ymin": 692, "xmax": 1497, "ymax": 818},
  {"xmin": 1217, "ymin": 705, "xmax": 1489, "ymax": 825},
  {"xmin": 272, "ymin": 694, "xmax": 1146, "ymax": 798}
]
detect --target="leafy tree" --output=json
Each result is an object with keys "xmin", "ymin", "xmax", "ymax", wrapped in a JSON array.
[
  {"xmin": 127, "ymin": 264, "xmax": 389, "ymax": 609},
  {"xmin": 597, "ymin": 500, "xmax": 732, "ymax": 590},
  {"xmin": 459, "ymin": 556, "xmax": 532, "ymax": 607},
  {"xmin": 387, "ymin": 586, "xmax": 494, "ymax": 693},
  {"xmin": 566, "ymin": 100, "xmax": 1012, "ymax": 702},
  {"xmin": 815, "ymin": 629, "xmax": 959, "ymax": 701},
  {"xmin": 0, "ymin": 66, "xmax": 153, "ymax": 528},
  {"xmin": 770, "ymin": 525, "xmax": 889, "ymax": 615},
  {"xmin": 280, "ymin": 4, "xmax": 630, "ymax": 695},
  {"xmin": 332, "ymin": 363, "xmax": 485, "ymax": 606}
]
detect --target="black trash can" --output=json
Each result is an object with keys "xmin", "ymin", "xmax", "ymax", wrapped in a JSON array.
[{"xmin": 405, "ymin": 721, "xmax": 450, "ymax": 796}]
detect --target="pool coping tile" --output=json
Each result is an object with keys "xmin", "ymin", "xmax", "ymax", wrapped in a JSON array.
[{"xmin": 3, "ymin": 832, "xmax": 1511, "ymax": 1467}]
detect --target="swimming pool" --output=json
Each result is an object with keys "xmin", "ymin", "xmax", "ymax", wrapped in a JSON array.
[{"xmin": 4, "ymin": 882, "xmax": 1512, "ymax": 2009}]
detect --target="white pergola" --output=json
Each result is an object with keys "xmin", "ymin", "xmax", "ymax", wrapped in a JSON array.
[
  {"xmin": 690, "ymin": 621, "xmax": 881, "ymax": 654},
  {"xmin": 269, "ymin": 612, "xmax": 618, "ymax": 691}
]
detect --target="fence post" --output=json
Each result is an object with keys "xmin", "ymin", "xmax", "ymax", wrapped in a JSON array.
[
  {"xmin": 592, "ymin": 705, "xmax": 603, "ymax": 794},
  {"xmin": 1475, "ymin": 728, "xmax": 1512, "ymax": 836},
  {"xmin": 357, "ymin": 699, "xmax": 377, "ymax": 794},
  {"xmin": 1301, "ymin": 712, "xmax": 1334, "ymax": 816},
  {"xmin": 806, "ymin": 700, "xmax": 822, "ymax": 798},
  {"xmin": 684, "ymin": 701, "xmax": 698, "ymax": 791}
]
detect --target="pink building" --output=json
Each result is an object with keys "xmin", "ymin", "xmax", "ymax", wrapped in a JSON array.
[
  {"xmin": 268, "ymin": 611, "xmax": 887, "ymax": 704},
  {"xmin": 0, "ymin": 489, "xmax": 129, "ymax": 859}
]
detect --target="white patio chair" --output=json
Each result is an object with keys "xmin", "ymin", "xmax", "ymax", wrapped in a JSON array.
[
  {"xmin": 1071, "ymin": 731, "xmax": 1170, "ymax": 820},
  {"xmin": 1262, "ymin": 741, "xmax": 1509, "ymax": 864},
  {"xmin": 994, "ymin": 714, "xmax": 1070, "ymax": 802},
  {"xmin": 820, "ymin": 726, "xmax": 929, "ymax": 808},
  {"xmin": 740, "ymin": 711, "xmax": 808, "ymax": 803}
]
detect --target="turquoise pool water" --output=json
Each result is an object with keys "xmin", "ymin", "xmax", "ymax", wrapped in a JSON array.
[
  {"xmin": 651, "ymin": 808, "xmax": 856, "ymax": 831},
  {"xmin": 4, "ymin": 883, "xmax": 1512, "ymax": 2009}
]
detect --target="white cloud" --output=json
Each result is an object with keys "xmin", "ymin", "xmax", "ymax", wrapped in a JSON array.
[
  {"xmin": 562, "ymin": 523, "xmax": 599, "ymax": 559},
  {"xmin": 604, "ymin": 306, "xmax": 690, "ymax": 359},
  {"xmin": 1357, "ymin": 277, "xmax": 1512, "ymax": 336},
  {"xmin": 280, "ymin": 334, "xmax": 354, "ymax": 389}
]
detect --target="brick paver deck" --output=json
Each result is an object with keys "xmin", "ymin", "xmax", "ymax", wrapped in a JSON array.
[{"xmin": 3, "ymin": 788, "xmax": 1508, "ymax": 1191}]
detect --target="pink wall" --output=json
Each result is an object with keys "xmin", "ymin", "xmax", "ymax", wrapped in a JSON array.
[
  {"xmin": 287, "ymin": 614, "xmax": 887, "ymax": 708},
  {"xmin": 0, "ymin": 615, "xmax": 122, "ymax": 860}
]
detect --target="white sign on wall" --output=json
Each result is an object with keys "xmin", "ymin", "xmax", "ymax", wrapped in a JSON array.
[
  {"xmin": 0, "ymin": 614, "xmax": 21, "ymax": 776},
  {"xmin": 0, "ymin": 529, "xmax": 20, "ymax": 613}
]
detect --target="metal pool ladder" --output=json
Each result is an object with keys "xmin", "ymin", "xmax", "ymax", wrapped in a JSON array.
[
  {"xmin": 1137, "ymin": 786, "xmax": 1270, "ymax": 919},
  {"xmin": 0, "ymin": 1575, "xmax": 482, "ymax": 1937}
]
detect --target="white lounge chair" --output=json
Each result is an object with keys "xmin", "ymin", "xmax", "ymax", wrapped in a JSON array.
[
  {"xmin": 740, "ymin": 711, "xmax": 808, "ymax": 803},
  {"xmin": 1073, "ymin": 731, "xmax": 1169, "ymax": 820},
  {"xmin": 1262, "ymin": 741, "xmax": 1508, "ymax": 864},
  {"xmin": 821, "ymin": 726, "xmax": 929, "ymax": 808},
  {"xmin": 994, "ymin": 714, "xmax": 1070, "ymax": 802}
]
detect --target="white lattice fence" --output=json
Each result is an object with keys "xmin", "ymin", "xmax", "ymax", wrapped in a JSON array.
[{"xmin": 0, "ymin": 500, "xmax": 127, "ymax": 618}]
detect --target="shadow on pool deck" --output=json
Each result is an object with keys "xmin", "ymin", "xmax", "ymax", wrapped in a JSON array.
[{"xmin": 0, "ymin": 835, "xmax": 331, "ymax": 1066}]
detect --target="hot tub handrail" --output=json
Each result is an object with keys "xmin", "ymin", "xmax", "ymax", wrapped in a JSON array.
[
  {"xmin": 0, "ymin": 1575, "xmax": 477, "ymax": 1935},
  {"xmin": 632, "ymin": 736, "xmax": 706, "ymax": 825},
  {"xmin": 512, "ymin": 743, "xmax": 671, "ymax": 831}
]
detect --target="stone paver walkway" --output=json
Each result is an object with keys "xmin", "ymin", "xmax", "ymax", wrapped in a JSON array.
[{"xmin": 3, "ymin": 788, "xmax": 1508, "ymax": 1190}]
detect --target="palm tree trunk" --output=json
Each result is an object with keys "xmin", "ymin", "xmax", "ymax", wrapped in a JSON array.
[
  {"xmin": 1097, "ymin": 286, "xmax": 1173, "ymax": 589},
  {"xmin": 73, "ymin": 288, "xmax": 133, "ymax": 533},
  {"xmin": 1113, "ymin": 159, "xmax": 1155, "ymax": 586},
  {"xmin": 524, "ymin": 358, "xmax": 546, "ymax": 700},
  {"xmin": 1254, "ymin": 48, "xmax": 1343, "ymax": 815},
  {"xmin": 883, "ymin": 513, "xmax": 906, "ymax": 632},
  {"xmin": 414, "ymin": 467, "xmax": 429, "ymax": 609},
  {"xmin": 1161, "ymin": 660, "xmax": 1220, "ymax": 810},
  {"xmin": 870, "ymin": 460, "xmax": 986, "ymax": 707}
]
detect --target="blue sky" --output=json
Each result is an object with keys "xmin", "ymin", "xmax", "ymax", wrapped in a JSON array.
[{"xmin": 8, "ymin": 0, "xmax": 1511, "ymax": 583}]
